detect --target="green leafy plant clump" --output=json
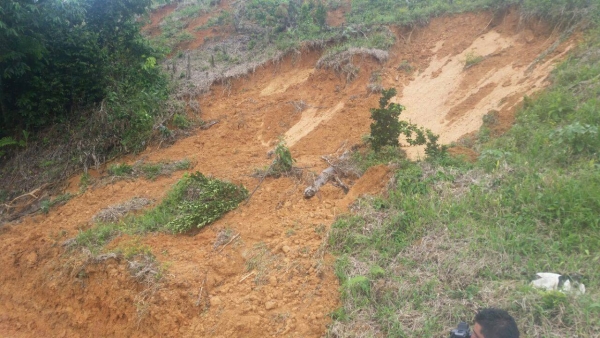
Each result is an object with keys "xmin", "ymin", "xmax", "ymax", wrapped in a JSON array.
[
  {"xmin": 271, "ymin": 140, "xmax": 296, "ymax": 175},
  {"xmin": 165, "ymin": 172, "xmax": 248, "ymax": 233},
  {"xmin": 73, "ymin": 171, "xmax": 247, "ymax": 252},
  {"xmin": 368, "ymin": 88, "xmax": 447, "ymax": 159}
]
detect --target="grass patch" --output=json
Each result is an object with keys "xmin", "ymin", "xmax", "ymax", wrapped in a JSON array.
[
  {"xmin": 72, "ymin": 171, "xmax": 247, "ymax": 253},
  {"xmin": 351, "ymin": 144, "xmax": 407, "ymax": 174}
]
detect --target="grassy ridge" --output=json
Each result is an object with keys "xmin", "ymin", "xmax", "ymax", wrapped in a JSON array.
[
  {"xmin": 328, "ymin": 5, "xmax": 600, "ymax": 338},
  {"xmin": 348, "ymin": 0, "xmax": 600, "ymax": 26}
]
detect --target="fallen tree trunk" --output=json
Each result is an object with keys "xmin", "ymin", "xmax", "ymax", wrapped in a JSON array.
[
  {"xmin": 304, "ymin": 150, "xmax": 353, "ymax": 199},
  {"xmin": 304, "ymin": 167, "xmax": 336, "ymax": 198}
]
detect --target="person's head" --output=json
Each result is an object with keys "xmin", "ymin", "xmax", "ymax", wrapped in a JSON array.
[{"xmin": 472, "ymin": 308, "xmax": 519, "ymax": 338}]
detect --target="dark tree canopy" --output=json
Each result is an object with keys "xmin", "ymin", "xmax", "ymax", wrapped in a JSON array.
[{"xmin": 0, "ymin": 0, "xmax": 154, "ymax": 136}]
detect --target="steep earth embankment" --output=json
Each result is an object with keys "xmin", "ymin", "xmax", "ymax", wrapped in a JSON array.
[{"xmin": 0, "ymin": 10, "xmax": 573, "ymax": 338}]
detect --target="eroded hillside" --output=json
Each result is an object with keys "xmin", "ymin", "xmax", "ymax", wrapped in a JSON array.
[{"xmin": 0, "ymin": 9, "xmax": 574, "ymax": 338}]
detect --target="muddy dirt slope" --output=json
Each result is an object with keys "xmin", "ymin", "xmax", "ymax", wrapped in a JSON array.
[{"xmin": 0, "ymin": 10, "xmax": 573, "ymax": 338}]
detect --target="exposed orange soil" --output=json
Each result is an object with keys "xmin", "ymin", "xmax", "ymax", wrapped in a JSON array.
[
  {"xmin": 178, "ymin": 0, "xmax": 234, "ymax": 51},
  {"xmin": 384, "ymin": 10, "xmax": 574, "ymax": 158},
  {"xmin": 141, "ymin": 3, "xmax": 177, "ymax": 37},
  {"xmin": 0, "ymin": 10, "xmax": 573, "ymax": 338}
]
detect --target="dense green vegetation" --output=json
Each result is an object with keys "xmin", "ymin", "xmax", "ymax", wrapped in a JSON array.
[
  {"xmin": 328, "ymin": 3, "xmax": 600, "ymax": 337},
  {"xmin": 0, "ymin": 0, "xmax": 165, "ymax": 136}
]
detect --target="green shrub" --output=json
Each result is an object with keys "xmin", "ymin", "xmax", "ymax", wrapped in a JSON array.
[
  {"xmin": 344, "ymin": 275, "xmax": 371, "ymax": 298},
  {"xmin": 271, "ymin": 140, "xmax": 295, "ymax": 174},
  {"xmin": 369, "ymin": 88, "xmax": 406, "ymax": 152},
  {"xmin": 108, "ymin": 163, "xmax": 134, "ymax": 176},
  {"xmin": 165, "ymin": 172, "xmax": 248, "ymax": 233},
  {"xmin": 41, "ymin": 193, "xmax": 74, "ymax": 214},
  {"xmin": 369, "ymin": 88, "xmax": 439, "ymax": 153}
]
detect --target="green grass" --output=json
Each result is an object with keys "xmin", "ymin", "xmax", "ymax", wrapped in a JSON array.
[
  {"xmin": 328, "ymin": 8, "xmax": 600, "ymax": 338},
  {"xmin": 347, "ymin": 0, "xmax": 600, "ymax": 26},
  {"xmin": 107, "ymin": 158, "xmax": 191, "ymax": 181},
  {"xmin": 108, "ymin": 163, "xmax": 134, "ymax": 176},
  {"xmin": 73, "ymin": 172, "xmax": 247, "ymax": 253}
]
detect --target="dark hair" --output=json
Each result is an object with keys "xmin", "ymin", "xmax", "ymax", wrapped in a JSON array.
[{"xmin": 475, "ymin": 308, "xmax": 520, "ymax": 338}]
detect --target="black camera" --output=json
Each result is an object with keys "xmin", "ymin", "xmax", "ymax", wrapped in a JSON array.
[{"xmin": 450, "ymin": 322, "xmax": 471, "ymax": 338}]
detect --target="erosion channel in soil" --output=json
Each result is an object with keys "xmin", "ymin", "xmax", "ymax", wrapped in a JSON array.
[{"xmin": 0, "ymin": 10, "xmax": 573, "ymax": 338}]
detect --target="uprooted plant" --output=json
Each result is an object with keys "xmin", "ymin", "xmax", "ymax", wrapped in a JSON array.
[
  {"xmin": 255, "ymin": 139, "xmax": 299, "ymax": 179},
  {"xmin": 165, "ymin": 172, "xmax": 249, "ymax": 233}
]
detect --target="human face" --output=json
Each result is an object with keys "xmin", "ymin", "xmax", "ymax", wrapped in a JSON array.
[{"xmin": 471, "ymin": 323, "xmax": 484, "ymax": 338}]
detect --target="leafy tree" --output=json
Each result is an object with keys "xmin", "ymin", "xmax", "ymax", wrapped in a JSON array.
[
  {"xmin": 0, "ymin": 0, "xmax": 156, "ymax": 137},
  {"xmin": 369, "ymin": 88, "xmax": 446, "ymax": 159},
  {"xmin": 369, "ymin": 88, "xmax": 405, "ymax": 152},
  {"xmin": 314, "ymin": 1, "xmax": 327, "ymax": 29}
]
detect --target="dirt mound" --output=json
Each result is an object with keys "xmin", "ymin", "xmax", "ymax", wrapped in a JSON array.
[{"xmin": 0, "ymin": 10, "xmax": 573, "ymax": 338}]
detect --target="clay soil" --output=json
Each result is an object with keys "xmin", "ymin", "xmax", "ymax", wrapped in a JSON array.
[{"xmin": 0, "ymin": 9, "xmax": 573, "ymax": 338}]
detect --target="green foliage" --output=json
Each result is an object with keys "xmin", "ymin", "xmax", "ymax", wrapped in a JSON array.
[
  {"xmin": 424, "ymin": 130, "xmax": 449, "ymax": 160},
  {"xmin": 243, "ymin": 0, "xmax": 337, "ymax": 51},
  {"xmin": 271, "ymin": 140, "xmax": 296, "ymax": 174},
  {"xmin": 369, "ymin": 88, "xmax": 405, "ymax": 152},
  {"xmin": 79, "ymin": 172, "xmax": 93, "ymax": 191},
  {"xmin": 73, "ymin": 171, "xmax": 247, "ymax": 251},
  {"xmin": 172, "ymin": 114, "xmax": 191, "ymax": 129},
  {"xmin": 0, "ymin": 0, "xmax": 159, "ymax": 136},
  {"xmin": 324, "ymin": 28, "xmax": 396, "ymax": 56},
  {"xmin": 343, "ymin": 275, "xmax": 371, "ymax": 298},
  {"xmin": 139, "ymin": 163, "xmax": 163, "ymax": 180},
  {"xmin": 369, "ymin": 265, "xmax": 386, "ymax": 278},
  {"xmin": 540, "ymin": 290, "xmax": 568, "ymax": 311},
  {"xmin": 352, "ymin": 144, "xmax": 407, "ymax": 173},
  {"xmin": 0, "ymin": 136, "xmax": 24, "ymax": 157},
  {"xmin": 551, "ymin": 122, "xmax": 599, "ymax": 160},
  {"xmin": 397, "ymin": 60, "xmax": 414, "ymax": 73},
  {"xmin": 165, "ymin": 172, "xmax": 248, "ymax": 233},
  {"xmin": 347, "ymin": 0, "xmax": 600, "ymax": 26},
  {"xmin": 0, "ymin": 0, "xmax": 171, "ymax": 162},
  {"xmin": 107, "ymin": 159, "xmax": 191, "ymax": 181},
  {"xmin": 368, "ymin": 88, "xmax": 447, "ymax": 161},
  {"xmin": 199, "ymin": 10, "xmax": 232, "ymax": 29},
  {"xmin": 108, "ymin": 163, "xmax": 134, "ymax": 176}
]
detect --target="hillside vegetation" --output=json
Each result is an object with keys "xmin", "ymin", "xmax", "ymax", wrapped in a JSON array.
[
  {"xmin": 326, "ymin": 1, "xmax": 600, "ymax": 337},
  {"xmin": 1, "ymin": 0, "xmax": 599, "ymax": 337}
]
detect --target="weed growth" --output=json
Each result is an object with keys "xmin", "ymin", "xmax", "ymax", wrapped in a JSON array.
[
  {"xmin": 107, "ymin": 159, "xmax": 191, "ymax": 181},
  {"xmin": 328, "ymin": 18, "xmax": 600, "ymax": 337},
  {"xmin": 464, "ymin": 51, "xmax": 485, "ymax": 69}
]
